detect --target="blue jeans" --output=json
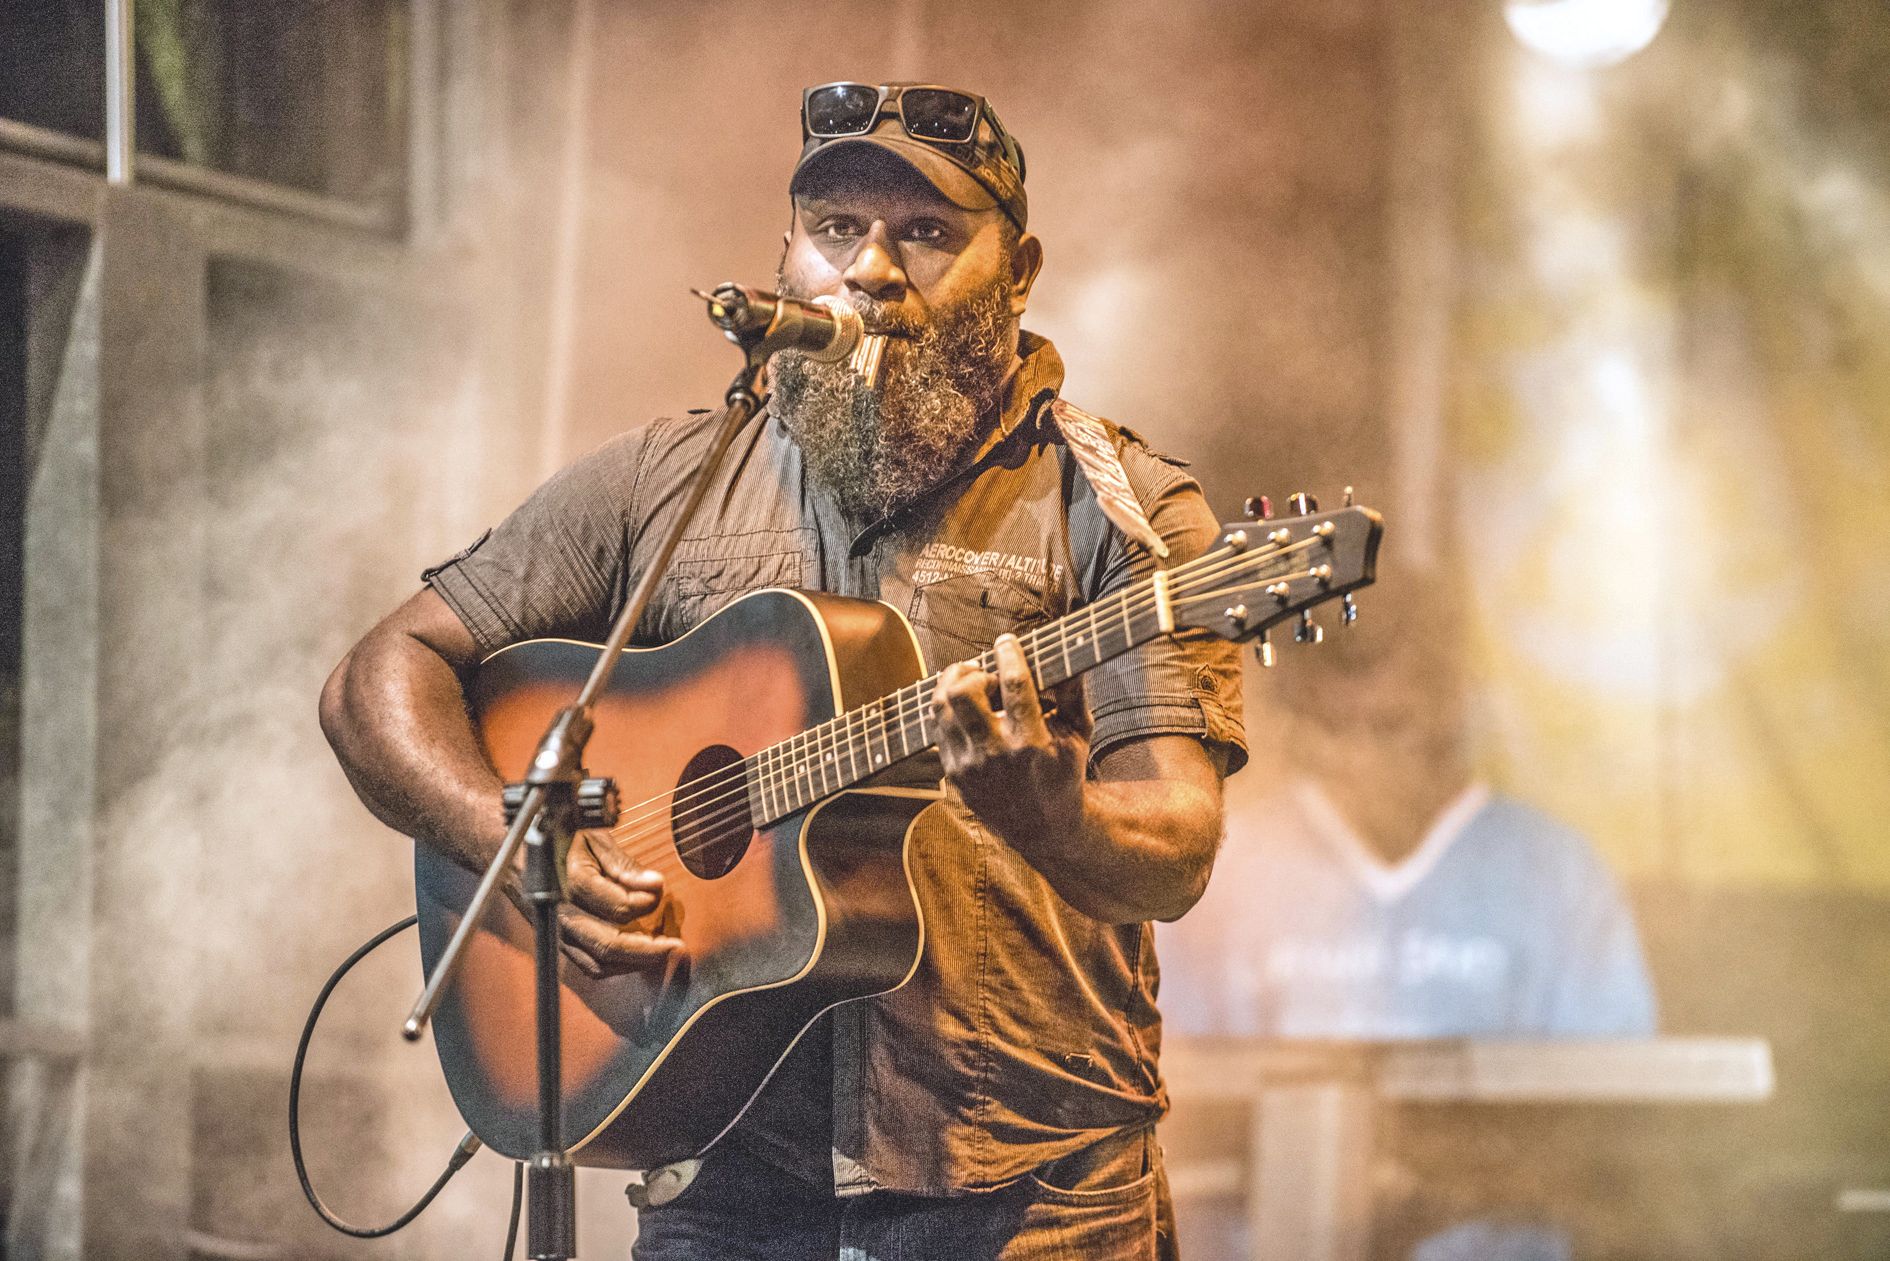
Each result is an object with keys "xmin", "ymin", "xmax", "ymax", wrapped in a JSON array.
[{"xmin": 630, "ymin": 1127, "xmax": 1177, "ymax": 1261}]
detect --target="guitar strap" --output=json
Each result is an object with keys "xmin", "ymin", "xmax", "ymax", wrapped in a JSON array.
[{"xmin": 1047, "ymin": 398, "xmax": 1171, "ymax": 562}]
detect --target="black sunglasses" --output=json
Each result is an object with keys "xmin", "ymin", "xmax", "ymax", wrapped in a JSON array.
[{"xmin": 801, "ymin": 82, "xmax": 1025, "ymax": 178}]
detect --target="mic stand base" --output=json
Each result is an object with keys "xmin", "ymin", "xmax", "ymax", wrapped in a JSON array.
[{"xmin": 527, "ymin": 1151, "xmax": 576, "ymax": 1261}]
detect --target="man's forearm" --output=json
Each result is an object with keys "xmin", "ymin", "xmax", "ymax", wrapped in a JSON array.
[
  {"xmin": 1007, "ymin": 776, "xmax": 1222, "ymax": 925},
  {"xmin": 934, "ymin": 636, "xmax": 1228, "ymax": 925},
  {"xmin": 320, "ymin": 629, "xmax": 507, "ymax": 873}
]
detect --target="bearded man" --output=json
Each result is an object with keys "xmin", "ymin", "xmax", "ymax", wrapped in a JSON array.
[{"xmin": 320, "ymin": 81, "xmax": 1245, "ymax": 1260}]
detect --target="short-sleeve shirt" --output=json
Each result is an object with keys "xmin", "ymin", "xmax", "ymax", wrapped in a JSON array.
[{"xmin": 424, "ymin": 332, "xmax": 1247, "ymax": 1194}]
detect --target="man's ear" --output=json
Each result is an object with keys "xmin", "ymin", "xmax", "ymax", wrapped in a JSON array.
[{"xmin": 1008, "ymin": 232, "xmax": 1044, "ymax": 316}]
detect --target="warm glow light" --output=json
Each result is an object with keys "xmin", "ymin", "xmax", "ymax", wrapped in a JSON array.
[{"xmin": 1503, "ymin": 0, "xmax": 1671, "ymax": 68}]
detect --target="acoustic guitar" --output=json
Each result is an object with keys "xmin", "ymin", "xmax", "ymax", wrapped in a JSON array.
[{"xmin": 415, "ymin": 502, "xmax": 1381, "ymax": 1168}]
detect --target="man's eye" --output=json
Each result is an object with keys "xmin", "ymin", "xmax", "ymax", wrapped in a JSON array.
[
  {"xmin": 818, "ymin": 220, "xmax": 861, "ymax": 241},
  {"xmin": 906, "ymin": 222, "xmax": 946, "ymax": 243}
]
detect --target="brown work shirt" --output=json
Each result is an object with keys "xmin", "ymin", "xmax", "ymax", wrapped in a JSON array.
[{"xmin": 424, "ymin": 333, "xmax": 1246, "ymax": 1194}]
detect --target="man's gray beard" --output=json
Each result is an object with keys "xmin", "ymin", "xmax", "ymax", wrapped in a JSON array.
[{"xmin": 770, "ymin": 278, "xmax": 1015, "ymax": 518}]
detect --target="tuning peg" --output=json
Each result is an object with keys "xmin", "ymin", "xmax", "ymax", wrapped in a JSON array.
[
  {"xmin": 1288, "ymin": 491, "xmax": 1317, "ymax": 515},
  {"xmin": 1342, "ymin": 593, "xmax": 1358, "ymax": 625},
  {"xmin": 1342, "ymin": 485, "xmax": 1355, "ymax": 508},
  {"xmin": 1255, "ymin": 629, "xmax": 1276, "ymax": 667},
  {"xmin": 1243, "ymin": 495, "xmax": 1274, "ymax": 521},
  {"xmin": 1295, "ymin": 609, "xmax": 1323, "ymax": 645}
]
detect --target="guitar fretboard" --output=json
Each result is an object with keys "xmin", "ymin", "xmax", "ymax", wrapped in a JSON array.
[
  {"xmin": 742, "ymin": 570, "xmax": 1176, "ymax": 826},
  {"xmin": 599, "ymin": 505, "xmax": 1374, "ymax": 862}
]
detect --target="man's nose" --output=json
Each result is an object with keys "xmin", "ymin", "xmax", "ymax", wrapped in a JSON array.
[{"xmin": 843, "ymin": 222, "xmax": 907, "ymax": 303}]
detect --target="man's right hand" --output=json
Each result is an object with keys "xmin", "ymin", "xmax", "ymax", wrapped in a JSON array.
[
  {"xmin": 320, "ymin": 586, "xmax": 685, "ymax": 979},
  {"xmin": 510, "ymin": 830, "xmax": 684, "ymax": 979}
]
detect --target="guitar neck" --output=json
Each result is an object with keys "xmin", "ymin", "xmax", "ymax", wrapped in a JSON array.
[
  {"xmin": 729, "ymin": 501, "xmax": 1379, "ymax": 828},
  {"xmin": 747, "ymin": 571, "xmax": 1177, "ymax": 825}
]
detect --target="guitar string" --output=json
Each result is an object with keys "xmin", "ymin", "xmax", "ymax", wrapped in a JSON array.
[
  {"xmin": 619, "ymin": 530, "xmax": 1325, "ymax": 844},
  {"xmin": 632, "ymin": 534, "xmax": 1332, "ymax": 852},
  {"xmin": 592, "ymin": 536, "xmax": 1261, "ymax": 851},
  {"xmin": 608, "ymin": 546, "xmax": 1332, "ymax": 874},
  {"xmin": 769, "ymin": 536, "xmax": 1316, "ymax": 790},
  {"xmin": 725, "ymin": 531, "xmax": 1309, "ymax": 830},
  {"xmin": 641, "ymin": 563, "xmax": 1330, "ymax": 872},
  {"xmin": 594, "ymin": 539, "xmax": 1331, "ymax": 871},
  {"xmin": 603, "ymin": 608, "xmax": 1159, "ymax": 874},
  {"xmin": 592, "ymin": 534, "xmax": 1307, "ymax": 856},
  {"xmin": 602, "ymin": 550, "xmax": 1335, "ymax": 872},
  {"xmin": 612, "ymin": 565, "xmax": 1332, "ymax": 880}
]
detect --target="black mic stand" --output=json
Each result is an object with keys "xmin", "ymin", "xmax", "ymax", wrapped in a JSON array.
[{"xmin": 403, "ymin": 297, "xmax": 778, "ymax": 1261}]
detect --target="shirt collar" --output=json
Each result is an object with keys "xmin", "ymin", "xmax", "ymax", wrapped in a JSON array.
[
  {"xmin": 976, "ymin": 330, "xmax": 1064, "ymax": 459},
  {"xmin": 846, "ymin": 329, "xmax": 1063, "ymax": 557}
]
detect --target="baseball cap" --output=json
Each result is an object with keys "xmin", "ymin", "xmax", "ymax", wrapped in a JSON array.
[{"xmin": 790, "ymin": 82, "xmax": 1029, "ymax": 230}]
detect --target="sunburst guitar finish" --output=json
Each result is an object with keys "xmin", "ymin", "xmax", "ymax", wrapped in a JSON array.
[{"xmin": 414, "ymin": 589, "xmax": 936, "ymax": 1169}]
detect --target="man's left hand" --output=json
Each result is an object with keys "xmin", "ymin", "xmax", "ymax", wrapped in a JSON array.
[{"xmin": 933, "ymin": 632, "xmax": 1091, "ymax": 842}]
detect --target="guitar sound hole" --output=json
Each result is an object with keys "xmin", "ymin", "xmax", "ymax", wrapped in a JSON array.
[{"xmin": 671, "ymin": 744, "xmax": 754, "ymax": 880}]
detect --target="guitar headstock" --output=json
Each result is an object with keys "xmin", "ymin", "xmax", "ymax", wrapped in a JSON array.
[{"xmin": 1167, "ymin": 490, "xmax": 1383, "ymax": 664}]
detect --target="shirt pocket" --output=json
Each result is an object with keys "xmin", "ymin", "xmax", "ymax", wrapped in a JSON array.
[
  {"xmin": 652, "ymin": 529, "xmax": 811, "ymax": 639},
  {"xmin": 906, "ymin": 570, "xmax": 1054, "ymax": 665}
]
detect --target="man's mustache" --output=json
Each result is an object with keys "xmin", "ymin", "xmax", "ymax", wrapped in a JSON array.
[{"xmin": 846, "ymin": 295, "xmax": 925, "ymax": 338}]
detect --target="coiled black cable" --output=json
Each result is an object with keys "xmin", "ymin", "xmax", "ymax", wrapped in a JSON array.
[{"xmin": 290, "ymin": 914, "xmax": 491, "ymax": 1238}]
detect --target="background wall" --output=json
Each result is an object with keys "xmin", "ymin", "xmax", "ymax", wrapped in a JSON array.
[{"xmin": 1, "ymin": 0, "xmax": 1885, "ymax": 1258}]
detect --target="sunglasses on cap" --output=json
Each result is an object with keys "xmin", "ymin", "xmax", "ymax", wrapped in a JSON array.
[{"xmin": 801, "ymin": 82, "xmax": 1027, "ymax": 181}]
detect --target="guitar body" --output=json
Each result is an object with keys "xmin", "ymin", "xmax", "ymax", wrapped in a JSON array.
[{"xmin": 415, "ymin": 589, "xmax": 937, "ymax": 1168}]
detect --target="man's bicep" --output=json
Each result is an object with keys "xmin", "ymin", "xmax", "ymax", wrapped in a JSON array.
[
  {"xmin": 383, "ymin": 585, "xmax": 485, "ymax": 673},
  {"xmin": 420, "ymin": 426, "xmax": 654, "ymax": 654},
  {"xmin": 1093, "ymin": 733, "xmax": 1227, "ymax": 919}
]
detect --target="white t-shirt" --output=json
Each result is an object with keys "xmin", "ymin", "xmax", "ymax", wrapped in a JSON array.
[{"xmin": 1158, "ymin": 782, "xmax": 1656, "ymax": 1039}]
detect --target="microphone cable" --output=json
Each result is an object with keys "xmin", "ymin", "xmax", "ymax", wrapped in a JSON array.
[{"xmin": 290, "ymin": 913, "xmax": 525, "ymax": 1250}]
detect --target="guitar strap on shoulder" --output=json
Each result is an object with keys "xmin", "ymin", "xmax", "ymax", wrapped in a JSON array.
[{"xmin": 1047, "ymin": 398, "xmax": 1171, "ymax": 562}]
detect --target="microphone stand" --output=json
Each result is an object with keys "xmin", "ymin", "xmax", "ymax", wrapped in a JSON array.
[{"xmin": 402, "ymin": 299, "xmax": 778, "ymax": 1261}]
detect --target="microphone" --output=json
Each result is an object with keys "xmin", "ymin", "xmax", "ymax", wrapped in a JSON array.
[{"xmin": 693, "ymin": 283, "xmax": 863, "ymax": 362}]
